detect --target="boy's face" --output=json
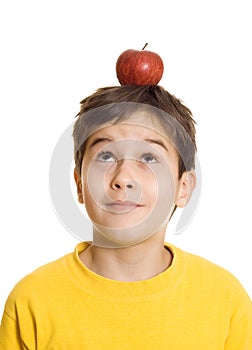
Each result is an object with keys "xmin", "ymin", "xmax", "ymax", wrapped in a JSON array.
[{"xmin": 75, "ymin": 113, "xmax": 195, "ymax": 247}]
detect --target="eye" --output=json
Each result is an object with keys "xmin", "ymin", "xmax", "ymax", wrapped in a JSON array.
[
  {"xmin": 96, "ymin": 151, "xmax": 116, "ymax": 162},
  {"xmin": 140, "ymin": 153, "xmax": 159, "ymax": 164}
]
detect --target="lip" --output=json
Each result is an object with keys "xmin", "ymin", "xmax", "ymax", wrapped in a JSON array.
[{"xmin": 104, "ymin": 201, "xmax": 143, "ymax": 213}]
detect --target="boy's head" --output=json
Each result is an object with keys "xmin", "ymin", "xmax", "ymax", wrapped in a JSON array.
[
  {"xmin": 72, "ymin": 85, "xmax": 197, "ymax": 247},
  {"xmin": 73, "ymin": 85, "xmax": 196, "ymax": 178}
]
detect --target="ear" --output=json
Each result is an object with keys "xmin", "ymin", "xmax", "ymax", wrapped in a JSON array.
[
  {"xmin": 74, "ymin": 168, "xmax": 84, "ymax": 204},
  {"xmin": 175, "ymin": 171, "xmax": 196, "ymax": 208}
]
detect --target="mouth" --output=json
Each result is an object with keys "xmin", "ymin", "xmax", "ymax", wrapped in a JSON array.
[{"xmin": 104, "ymin": 201, "xmax": 144, "ymax": 213}]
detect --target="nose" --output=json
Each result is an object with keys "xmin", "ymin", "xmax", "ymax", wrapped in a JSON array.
[{"xmin": 110, "ymin": 159, "xmax": 137, "ymax": 191}]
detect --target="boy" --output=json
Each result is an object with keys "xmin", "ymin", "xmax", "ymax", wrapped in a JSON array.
[{"xmin": 0, "ymin": 85, "xmax": 251, "ymax": 349}]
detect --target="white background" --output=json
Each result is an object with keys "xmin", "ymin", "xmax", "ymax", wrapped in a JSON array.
[{"xmin": 0, "ymin": 0, "xmax": 251, "ymax": 316}]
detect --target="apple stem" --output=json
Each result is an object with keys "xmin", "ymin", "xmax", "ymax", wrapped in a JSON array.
[{"xmin": 142, "ymin": 43, "xmax": 148, "ymax": 50}]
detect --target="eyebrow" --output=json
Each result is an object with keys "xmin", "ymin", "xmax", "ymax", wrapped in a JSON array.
[
  {"xmin": 88, "ymin": 137, "xmax": 168, "ymax": 152},
  {"xmin": 144, "ymin": 138, "xmax": 168, "ymax": 152},
  {"xmin": 88, "ymin": 137, "xmax": 112, "ymax": 149}
]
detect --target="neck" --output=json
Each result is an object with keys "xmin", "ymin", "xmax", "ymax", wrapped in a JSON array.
[{"xmin": 79, "ymin": 232, "xmax": 172, "ymax": 282}]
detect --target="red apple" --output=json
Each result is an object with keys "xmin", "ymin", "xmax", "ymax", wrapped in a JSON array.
[{"xmin": 116, "ymin": 44, "xmax": 164, "ymax": 86}]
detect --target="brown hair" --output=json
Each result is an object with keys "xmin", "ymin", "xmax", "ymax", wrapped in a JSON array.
[{"xmin": 73, "ymin": 85, "xmax": 197, "ymax": 179}]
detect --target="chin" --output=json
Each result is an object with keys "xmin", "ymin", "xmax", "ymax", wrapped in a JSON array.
[{"xmin": 92, "ymin": 220, "xmax": 162, "ymax": 248}]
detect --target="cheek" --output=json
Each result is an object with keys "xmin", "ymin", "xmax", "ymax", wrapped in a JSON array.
[
  {"xmin": 82, "ymin": 183, "xmax": 102, "ymax": 223},
  {"xmin": 82, "ymin": 160, "xmax": 107, "ymax": 200},
  {"xmin": 141, "ymin": 175, "xmax": 158, "ymax": 203},
  {"xmin": 82, "ymin": 183, "xmax": 92, "ymax": 209},
  {"xmin": 154, "ymin": 166, "xmax": 177, "ymax": 206}
]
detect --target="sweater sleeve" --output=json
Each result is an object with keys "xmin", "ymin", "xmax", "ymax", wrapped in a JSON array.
[{"xmin": 0, "ymin": 310, "xmax": 24, "ymax": 350}]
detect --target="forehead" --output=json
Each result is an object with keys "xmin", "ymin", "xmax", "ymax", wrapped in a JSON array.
[{"xmin": 86, "ymin": 111, "xmax": 170, "ymax": 146}]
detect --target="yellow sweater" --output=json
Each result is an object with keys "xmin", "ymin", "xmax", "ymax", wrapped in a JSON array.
[{"xmin": 0, "ymin": 242, "xmax": 251, "ymax": 349}]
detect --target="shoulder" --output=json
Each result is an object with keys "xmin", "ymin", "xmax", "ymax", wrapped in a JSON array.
[
  {"xmin": 4, "ymin": 242, "xmax": 89, "ymax": 308},
  {"xmin": 169, "ymin": 242, "xmax": 240, "ymax": 280},
  {"xmin": 3, "ymin": 243, "xmax": 91, "ymax": 321},
  {"xmin": 167, "ymin": 243, "xmax": 251, "ymax": 302},
  {"xmin": 4, "ymin": 252, "xmax": 72, "ymax": 313}
]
